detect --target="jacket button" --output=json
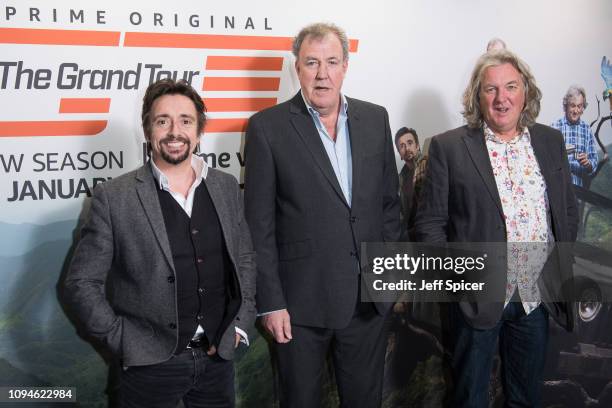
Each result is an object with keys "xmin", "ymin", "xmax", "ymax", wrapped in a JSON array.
[
  {"xmin": 168, "ymin": 323, "xmax": 177, "ymax": 329},
  {"xmin": 167, "ymin": 276, "xmax": 175, "ymax": 283},
  {"xmin": 197, "ymin": 257, "xmax": 204, "ymax": 263},
  {"xmin": 197, "ymin": 315, "xmax": 204, "ymax": 320},
  {"xmin": 191, "ymin": 228, "xmax": 199, "ymax": 235},
  {"xmin": 198, "ymin": 288, "xmax": 204, "ymax": 293},
  {"xmin": 350, "ymin": 216, "xmax": 357, "ymax": 223}
]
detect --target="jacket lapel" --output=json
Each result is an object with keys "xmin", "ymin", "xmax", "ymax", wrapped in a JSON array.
[
  {"xmin": 289, "ymin": 93, "xmax": 349, "ymax": 207},
  {"xmin": 529, "ymin": 126, "xmax": 554, "ymax": 183},
  {"xmin": 347, "ymin": 97, "xmax": 363, "ymax": 208},
  {"xmin": 135, "ymin": 163, "xmax": 175, "ymax": 272},
  {"xmin": 529, "ymin": 126, "xmax": 560, "ymax": 223},
  {"xmin": 203, "ymin": 172, "xmax": 235, "ymax": 262},
  {"xmin": 462, "ymin": 127, "xmax": 504, "ymax": 218}
]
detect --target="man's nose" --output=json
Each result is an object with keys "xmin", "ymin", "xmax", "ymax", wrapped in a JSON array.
[
  {"xmin": 169, "ymin": 119, "xmax": 181, "ymax": 134},
  {"xmin": 316, "ymin": 63, "xmax": 328, "ymax": 79},
  {"xmin": 495, "ymin": 89, "xmax": 508, "ymax": 102}
]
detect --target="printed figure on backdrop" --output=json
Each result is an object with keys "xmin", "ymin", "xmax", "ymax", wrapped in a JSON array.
[
  {"xmin": 244, "ymin": 22, "xmax": 400, "ymax": 408},
  {"xmin": 486, "ymin": 37, "xmax": 507, "ymax": 52},
  {"xmin": 551, "ymin": 85, "xmax": 599, "ymax": 189},
  {"xmin": 590, "ymin": 55, "xmax": 612, "ymax": 167},
  {"xmin": 601, "ymin": 55, "xmax": 612, "ymax": 107},
  {"xmin": 62, "ymin": 79, "xmax": 256, "ymax": 407},
  {"xmin": 415, "ymin": 50, "xmax": 578, "ymax": 407},
  {"xmin": 395, "ymin": 127, "xmax": 428, "ymax": 240}
]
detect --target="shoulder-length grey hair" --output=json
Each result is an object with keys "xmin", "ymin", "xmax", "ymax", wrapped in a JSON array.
[{"xmin": 462, "ymin": 50, "xmax": 542, "ymax": 129}]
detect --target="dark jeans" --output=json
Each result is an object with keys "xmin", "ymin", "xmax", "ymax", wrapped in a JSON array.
[
  {"xmin": 450, "ymin": 302, "xmax": 549, "ymax": 408},
  {"xmin": 118, "ymin": 348, "xmax": 235, "ymax": 408}
]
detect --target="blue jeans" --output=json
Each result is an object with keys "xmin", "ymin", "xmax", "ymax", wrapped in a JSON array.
[
  {"xmin": 450, "ymin": 302, "xmax": 549, "ymax": 408},
  {"xmin": 118, "ymin": 348, "xmax": 235, "ymax": 408}
]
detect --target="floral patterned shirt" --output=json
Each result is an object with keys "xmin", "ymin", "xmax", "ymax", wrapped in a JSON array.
[{"xmin": 484, "ymin": 124, "xmax": 554, "ymax": 314}]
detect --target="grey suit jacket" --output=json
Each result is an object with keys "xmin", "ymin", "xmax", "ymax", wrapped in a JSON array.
[
  {"xmin": 414, "ymin": 124, "xmax": 578, "ymax": 330},
  {"xmin": 63, "ymin": 162, "xmax": 256, "ymax": 366},
  {"xmin": 244, "ymin": 92, "xmax": 401, "ymax": 329}
]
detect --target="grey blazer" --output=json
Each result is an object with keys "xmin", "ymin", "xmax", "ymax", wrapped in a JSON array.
[{"xmin": 63, "ymin": 163, "xmax": 256, "ymax": 366}]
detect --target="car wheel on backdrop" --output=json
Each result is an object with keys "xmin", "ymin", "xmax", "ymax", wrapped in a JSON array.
[{"xmin": 575, "ymin": 280, "xmax": 603, "ymax": 343}]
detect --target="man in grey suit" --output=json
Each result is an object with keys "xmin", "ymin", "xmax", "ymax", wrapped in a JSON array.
[
  {"xmin": 415, "ymin": 50, "xmax": 577, "ymax": 407},
  {"xmin": 244, "ymin": 23, "xmax": 400, "ymax": 407},
  {"xmin": 63, "ymin": 79, "xmax": 256, "ymax": 407}
]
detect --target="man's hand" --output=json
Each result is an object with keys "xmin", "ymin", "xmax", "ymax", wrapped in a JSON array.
[
  {"xmin": 262, "ymin": 309, "xmax": 292, "ymax": 343},
  {"xmin": 577, "ymin": 152, "xmax": 592, "ymax": 171},
  {"xmin": 235, "ymin": 333, "xmax": 241, "ymax": 348}
]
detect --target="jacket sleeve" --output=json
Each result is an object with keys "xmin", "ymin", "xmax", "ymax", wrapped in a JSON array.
[
  {"xmin": 233, "ymin": 179, "xmax": 257, "ymax": 332},
  {"xmin": 243, "ymin": 115, "xmax": 287, "ymax": 314},
  {"xmin": 61, "ymin": 182, "xmax": 123, "ymax": 356}
]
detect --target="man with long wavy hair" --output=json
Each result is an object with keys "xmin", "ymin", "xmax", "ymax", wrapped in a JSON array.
[{"xmin": 415, "ymin": 50, "xmax": 578, "ymax": 407}]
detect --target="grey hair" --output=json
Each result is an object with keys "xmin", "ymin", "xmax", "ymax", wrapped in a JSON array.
[
  {"xmin": 462, "ymin": 49, "xmax": 542, "ymax": 130},
  {"xmin": 563, "ymin": 85, "xmax": 588, "ymax": 110},
  {"xmin": 292, "ymin": 22, "xmax": 349, "ymax": 61}
]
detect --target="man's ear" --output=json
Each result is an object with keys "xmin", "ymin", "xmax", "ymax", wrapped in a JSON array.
[{"xmin": 143, "ymin": 127, "xmax": 151, "ymax": 142}]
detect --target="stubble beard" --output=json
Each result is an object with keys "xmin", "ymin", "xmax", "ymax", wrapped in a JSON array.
[{"xmin": 160, "ymin": 137, "xmax": 192, "ymax": 165}]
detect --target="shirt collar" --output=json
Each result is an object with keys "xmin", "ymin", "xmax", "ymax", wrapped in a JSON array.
[
  {"xmin": 300, "ymin": 90, "xmax": 349, "ymax": 118},
  {"xmin": 483, "ymin": 122, "xmax": 530, "ymax": 144},
  {"xmin": 150, "ymin": 154, "xmax": 208, "ymax": 190}
]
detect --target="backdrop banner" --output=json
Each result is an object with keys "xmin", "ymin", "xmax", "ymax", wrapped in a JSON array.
[{"xmin": 1, "ymin": 1, "xmax": 611, "ymax": 406}]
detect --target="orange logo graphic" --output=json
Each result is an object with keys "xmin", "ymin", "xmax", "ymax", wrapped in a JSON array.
[{"xmin": 0, "ymin": 27, "xmax": 358, "ymax": 137}]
